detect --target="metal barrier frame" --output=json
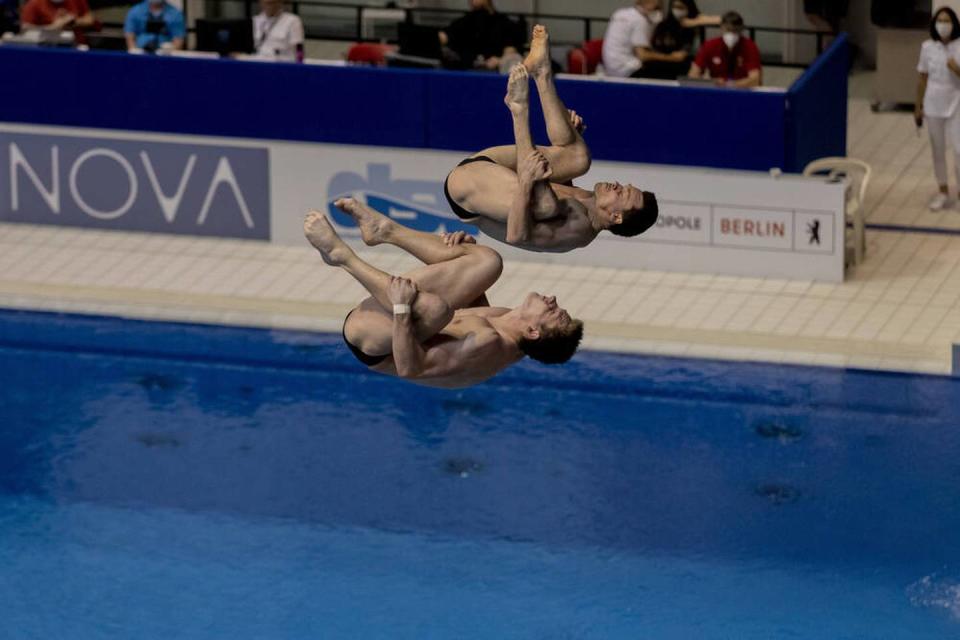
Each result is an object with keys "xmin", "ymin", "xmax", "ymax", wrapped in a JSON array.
[{"xmin": 124, "ymin": 0, "xmax": 835, "ymax": 68}]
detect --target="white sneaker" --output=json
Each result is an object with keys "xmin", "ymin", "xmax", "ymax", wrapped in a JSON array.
[{"xmin": 929, "ymin": 193, "xmax": 951, "ymax": 211}]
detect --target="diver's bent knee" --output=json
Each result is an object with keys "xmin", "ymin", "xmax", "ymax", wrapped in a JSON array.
[
  {"xmin": 472, "ymin": 245, "xmax": 504, "ymax": 280},
  {"xmin": 417, "ymin": 294, "xmax": 453, "ymax": 325},
  {"xmin": 571, "ymin": 144, "xmax": 592, "ymax": 176},
  {"xmin": 343, "ymin": 307, "xmax": 392, "ymax": 354}
]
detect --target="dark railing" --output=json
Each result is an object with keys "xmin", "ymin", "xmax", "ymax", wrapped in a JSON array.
[
  {"xmin": 90, "ymin": 0, "xmax": 836, "ymax": 68},
  {"xmin": 220, "ymin": 0, "xmax": 835, "ymax": 68}
]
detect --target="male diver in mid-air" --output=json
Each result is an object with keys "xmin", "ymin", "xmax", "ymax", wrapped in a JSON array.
[
  {"xmin": 443, "ymin": 25, "xmax": 659, "ymax": 253},
  {"xmin": 303, "ymin": 198, "xmax": 583, "ymax": 388}
]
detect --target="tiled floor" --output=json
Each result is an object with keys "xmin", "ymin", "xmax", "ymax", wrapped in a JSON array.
[
  {"xmin": 1, "ymin": 217, "xmax": 958, "ymax": 375},
  {"xmin": 1, "ymin": 86, "xmax": 959, "ymax": 376},
  {"xmin": 850, "ymin": 97, "xmax": 960, "ymax": 231}
]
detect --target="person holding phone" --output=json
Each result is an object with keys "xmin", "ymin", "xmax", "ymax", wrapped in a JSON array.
[
  {"xmin": 637, "ymin": 0, "xmax": 718, "ymax": 79},
  {"xmin": 124, "ymin": 0, "xmax": 184, "ymax": 52},
  {"xmin": 602, "ymin": 0, "xmax": 688, "ymax": 79},
  {"xmin": 916, "ymin": 7, "xmax": 960, "ymax": 211}
]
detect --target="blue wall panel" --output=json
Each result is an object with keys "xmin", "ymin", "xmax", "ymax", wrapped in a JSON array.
[
  {"xmin": 551, "ymin": 79, "xmax": 786, "ymax": 171},
  {"xmin": 0, "ymin": 45, "xmax": 843, "ymax": 172},
  {"xmin": 0, "ymin": 47, "xmax": 429, "ymax": 148},
  {"xmin": 423, "ymin": 71, "xmax": 787, "ymax": 171},
  {"xmin": 784, "ymin": 34, "xmax": 849, "ymax": 173}
]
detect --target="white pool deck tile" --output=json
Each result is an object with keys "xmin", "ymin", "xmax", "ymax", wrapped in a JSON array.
[
  {"xmin": 2, "ymin": 92, "xmax": 960, "ymax": 376},
  {"xmin": 0, "ymin": 219, "xmax": 957, "ymax": 376},
  {"xmin": 852, "ymin": 97, "xmax": 960, "ymax": 231}
]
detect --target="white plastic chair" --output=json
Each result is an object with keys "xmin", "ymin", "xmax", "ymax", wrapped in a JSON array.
[{"xmin": 803, "ymin": 157, "xmax": 872, "ymax": 267}]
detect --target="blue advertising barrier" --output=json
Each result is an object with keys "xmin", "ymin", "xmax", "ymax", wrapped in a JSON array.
[
  {"xmin": 0, "ymin": 40, "xmax": 847, "ymax": 174},
  {"xmin": 422, "ymin": 71, "xmax": 786, "ymax": 171},
  {"xmin": 785, "ymin": 34, "xmax": 849, "ymax": 173},
  {"xmin": 0, "ymin": 48, "xmax": 429, "ymax": 149}
]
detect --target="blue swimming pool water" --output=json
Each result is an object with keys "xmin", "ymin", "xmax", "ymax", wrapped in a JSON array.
[{"xmin": 1, "ymin": 310, "xmax": 959, "ymax": 639}]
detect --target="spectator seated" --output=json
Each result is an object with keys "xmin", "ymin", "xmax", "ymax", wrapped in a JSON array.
[
  {"xmin": 124, "ymin": 0, "xmax": 185, "ymax": 53},
  {"xmin": 603, "ymin": 0, "xmax": 689, "ymax": 79},
  {"xmin": 633, "ymin": 0, "xmax": 709, "ymax": 79},
  {"xmin": 688, "ymin": 10, "xmax": 762, "ymax": 88},
  {"xmin": 0, "ymin": 0, "xmax": 16, "ymax": 34},
  {"xmin": 253, "ymin": 0, "xmax": 304, "ymax": 62},
  {"xmin": 20, "ymin": 0, "xmax": 99, "ymax": 43},
  {"xmin": 439, "ymin": 0, "xmax": 525, "ymax": 71}
]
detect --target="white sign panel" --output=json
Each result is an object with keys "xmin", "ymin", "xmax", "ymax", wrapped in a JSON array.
[
  {"xmin": 271, "ymin": 142, "xmax": 845, "ymax": 281},
  {"xmin": 0, "ymin": 122, "xmax": 846, "ymax": 282},
  {"xmin": 573, "ymin": 159, "xmax": 845, "ymax": 281}
]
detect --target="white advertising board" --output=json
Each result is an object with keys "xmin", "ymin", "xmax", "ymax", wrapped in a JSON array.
[
  {"xmin": 0, "ymin": 122, "xmax": 846, "ymax": 281},
  {"xmin": 273, "ymin": 140, "xmax": 846, "ymax": 282}
]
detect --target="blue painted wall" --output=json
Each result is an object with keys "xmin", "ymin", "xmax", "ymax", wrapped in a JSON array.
[
  {"xmin": 422, "ymin": 70, "xmax": 787, "ymax": 171},
  {"xmin": 0, "ymin": 42, "xmax": 846, "ymax": 172},
  {"xmin": 0, "ymin": 48, "xmax": 429, "ymax": 148},
  {"xmin": 785, "ymin": 34, "xmax": 849, "ymax": 173}
]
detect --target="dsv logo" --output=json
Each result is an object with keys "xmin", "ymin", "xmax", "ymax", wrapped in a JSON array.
[
  {"xmin": 0, "ymin": 131, "xmax": 270, "ymax": 240},
  {"xmin": 326, "ymin": 163, "xmax": 475, "ymax": 235}
]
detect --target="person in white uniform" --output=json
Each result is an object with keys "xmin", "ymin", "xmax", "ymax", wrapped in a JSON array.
[
  {"xmin": 602, "ymin": 0, "xmax": 686, "ymax": 78},
  {"xmin": 253, "ymin": 0, "xmax": 304, "ymax": 62},
  {"xmin": 915, "ymin": 7, "xmax": 960, "ymax": 211}
]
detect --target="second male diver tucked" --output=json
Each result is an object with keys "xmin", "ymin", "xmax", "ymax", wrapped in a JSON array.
[
  {"xmin": 304, "ymin": 199, "xmax": 583, "ymax": 389},
  {"xmin": 444, "ymin": 25, "xmax": 659, "ymax": 253}
]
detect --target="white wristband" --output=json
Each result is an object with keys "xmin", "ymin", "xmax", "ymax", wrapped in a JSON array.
[{"xmin": 393, "ymin": 304, "xmax": 411, "ymax": 315}]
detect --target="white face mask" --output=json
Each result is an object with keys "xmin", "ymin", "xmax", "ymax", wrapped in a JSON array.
[
  {"xmin": 647, "ymin": 10, "xmax": 663, "ymax": 23},
  {"xmin": 722, "ymin": 32, "xmax": 740, "ymax": 49},
  {"xmin": 937, "ymin": 22, "xmax": 953, "ymax": 40},
  {"xmin": 672, "ymin": 8, "xmax": 688, "ymax": 20}
]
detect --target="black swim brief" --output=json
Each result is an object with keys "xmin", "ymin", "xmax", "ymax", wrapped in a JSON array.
[{"xmin": 443, "ymin": 155, "xmax": 496, "ymax": 220}]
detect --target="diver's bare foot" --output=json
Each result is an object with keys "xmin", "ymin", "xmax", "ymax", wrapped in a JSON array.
[
  {"xmin": 524, "ymin": 25, "xmax": 551, "ymax": 79},
  {"xmin": 334, "ymin": 197, "xmax": 392, "ymax": 246},
  {"xmin": 304, "ymin": 211, "xmax": 353, "ymax": 266},
  {"xmin": 504, "ymin": 64, "xmax": 529, "ymax": 113},
  {"xmin": 568, "ymin": 109, "xmax": 586, "ymax": 134}
]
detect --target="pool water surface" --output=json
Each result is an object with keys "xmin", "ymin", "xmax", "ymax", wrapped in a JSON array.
[{"xmin": 0, "ymin": 310, "xmax": 958, "ymax": 639}]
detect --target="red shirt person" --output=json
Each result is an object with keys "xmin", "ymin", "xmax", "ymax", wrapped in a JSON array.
[
  {"xmin": 21, "ymin": 0, "xmax": 95, "ymax": 32},
  {"xmin": 689, "ymin": 11, "xmax": 762, "ymax": 87}
]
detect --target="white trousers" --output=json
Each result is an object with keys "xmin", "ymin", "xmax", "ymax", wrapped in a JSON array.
[{"xmin": 927, "ymin": 114, "xmax": 960, "ymax": 188}]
